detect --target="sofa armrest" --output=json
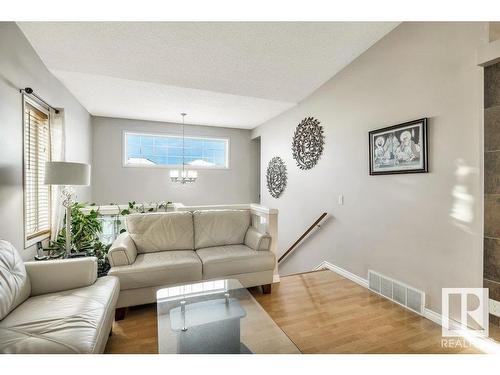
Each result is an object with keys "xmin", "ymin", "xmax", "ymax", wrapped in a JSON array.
[
  {"xmin": 25, "ymin": 257, "xmax": 98, "ymax": 297},
  {"xmin": 244, "ymin": 226, "xmax": 272, "ymax": 251},
  {"xmin": 108, "ymin": 232, "xmax": 137, "ymax": 267}
]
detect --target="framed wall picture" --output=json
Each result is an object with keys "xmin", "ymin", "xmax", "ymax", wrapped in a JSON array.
[{"xmin": 369, "ymin": 118, "xmax": 428, "ymax": 175}]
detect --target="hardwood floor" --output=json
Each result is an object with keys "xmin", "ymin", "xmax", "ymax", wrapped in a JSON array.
[
  {"xmin": 252, "ymin": 270, "xmax": 500, "ymax": 353},
  {"xmin": 105, "ymin": 270, "xmax": 500, "ymax": 354},
  {"xmin": 106, "ymin": 302, "xmax": 158, "ymax": 354}
]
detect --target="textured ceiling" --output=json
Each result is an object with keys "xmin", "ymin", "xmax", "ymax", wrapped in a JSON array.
[{"xmin": 18, "ymin": 22, "xmax": 398, "ymax": 128}]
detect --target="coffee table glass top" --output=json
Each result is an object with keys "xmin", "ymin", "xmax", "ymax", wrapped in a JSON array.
[{"xmin": 156, "ymin": 279, "xmax": 300, "ymax": 354}]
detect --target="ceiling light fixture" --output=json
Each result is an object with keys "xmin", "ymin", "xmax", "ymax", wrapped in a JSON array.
[{"xmin": 170, "ymin": 113, "xmax": 198, "ymax": 184}]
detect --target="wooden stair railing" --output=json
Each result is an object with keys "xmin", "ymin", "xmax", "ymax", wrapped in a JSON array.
[{"xmin": 278, "ymin": 212, "xmax": 328, "ymax": 264}]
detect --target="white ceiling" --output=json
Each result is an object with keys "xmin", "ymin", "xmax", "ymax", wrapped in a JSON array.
[{"xmin": 18, "ymin": 22, "xmax": 398, "ymax": 129}]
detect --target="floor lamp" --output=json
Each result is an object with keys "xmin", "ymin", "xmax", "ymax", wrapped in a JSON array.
[{"xmin": 44, "ymin": 161, "xmax": 91, "ymax": 256}]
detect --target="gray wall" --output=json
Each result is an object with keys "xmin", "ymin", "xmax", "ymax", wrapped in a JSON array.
[
  {"xmin": 253, "ymin": 22, "xmax": 487, "ymax": 313},
  {"xmin": 91, "ymin": 116, "xmax": 259, "ymax": 205},
  {"xmin": 0, "ymin": 22, "xmax": 92, "ymax": 260}
]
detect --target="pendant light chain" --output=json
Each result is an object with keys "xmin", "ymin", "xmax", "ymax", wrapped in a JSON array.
[
  {"xmin": 181, "ymin": 113, "xmax": 186, "ymax": 175},
  {"xmin": 170, "ymin": 112, "xmax": 197, "ymax": 184}
]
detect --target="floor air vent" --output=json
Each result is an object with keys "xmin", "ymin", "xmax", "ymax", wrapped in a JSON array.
[{"xmin": 368, "ymin": 270, "xmax": 424, "ymax": 315}]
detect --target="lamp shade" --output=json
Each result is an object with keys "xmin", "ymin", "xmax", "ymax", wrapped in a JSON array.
[{"xmin": 44, "ymin": 161, "xmax": 91, "ymax": 186}]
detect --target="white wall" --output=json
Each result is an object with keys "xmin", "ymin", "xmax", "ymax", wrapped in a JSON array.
[
  {"xmin": 0, "ymin": 22, "xmax": 92, "ymax": 260},
  {"xmin": 252, "ymin": 22, "xmax": 487, "ymax": 313},
  {"xmin": 91, "ymin": 116, "xmax": 259, "ymax": 205}
]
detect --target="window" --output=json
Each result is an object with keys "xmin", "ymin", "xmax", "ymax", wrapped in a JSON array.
[
  {"xmin": 23, "ymin": 97, "xmax": 51, "ymax": 246},
  {"xmin": 123, "ymin": 132, "xmax": 229, "ymax": 168}
]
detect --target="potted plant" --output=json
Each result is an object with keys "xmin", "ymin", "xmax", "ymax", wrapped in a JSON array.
[{"xmin": 47, "ymin": 203, "xmax": 111, "ymax": 277}]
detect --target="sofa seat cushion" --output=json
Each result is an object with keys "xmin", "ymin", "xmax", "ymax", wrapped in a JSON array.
[
  {"xmin": 0, "ymin": 276, "xmax": 119, "ymax": 354},
  {"xmin": 127, "ymin": 212, "xmax": 194, "ymax": 253},
  {"xmin": 196, "ymin": 245, "xmax": 275, "ymax": 279},
  {"xmin": 108, "ymin": 251, "xmax": 202, "ymax": 290}
]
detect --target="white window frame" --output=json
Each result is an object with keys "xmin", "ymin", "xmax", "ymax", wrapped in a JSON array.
[
  {"xmin": 122, "ymin": 130, "xmax": 230, "ymax": 169},
  {"xmin": 23, "ymin": 95, "xmax": 52, "ymax": 248}
]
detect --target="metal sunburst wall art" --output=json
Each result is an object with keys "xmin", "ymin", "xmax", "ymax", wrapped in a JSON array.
[
  {"xmin": 292, "ymin": 117, "xmax": 325, "ymax": 170},
  {"xmin": 266, "ymin": 156, "xmax": 287, "ymax": 198}
]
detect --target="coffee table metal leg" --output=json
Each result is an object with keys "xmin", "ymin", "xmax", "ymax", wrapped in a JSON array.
[{"xmin": 181, "ymin": 300, "xmax": 187, "ymax": 331}]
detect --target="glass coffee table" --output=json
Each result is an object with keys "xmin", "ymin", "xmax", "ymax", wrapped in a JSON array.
[{"xmin": 157, "ymin": 279, "xmax": 300, "ymax": 354}]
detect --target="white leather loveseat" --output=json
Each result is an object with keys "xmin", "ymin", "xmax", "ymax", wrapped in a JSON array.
[
  {"xmin": 107, "ymin": 209, "xmax": 275, "ymax": 317},
  {"xmin": 0, "ymin": 240, "xmax": 119, "ymax": 354}
]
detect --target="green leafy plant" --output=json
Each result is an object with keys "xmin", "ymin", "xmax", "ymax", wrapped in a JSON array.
[
  {"xmin": 48, "ymin": 200, "xmax": 171, "ymax": 276},
  {"xmin": 109, "ymin": 200, "xmax": 172, "ymax": 234},
  {"xmin": 48, "ymin": 203, "xmax": 110, "ymax": 267}
]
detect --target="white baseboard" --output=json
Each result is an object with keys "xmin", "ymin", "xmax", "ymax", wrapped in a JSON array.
[
  {"xmin": 490, "ymin": 298, "xmax": 500, "ymax": 317},
  {"xmin": 423, "ymin": 307, "xmax": 443, "ymax": 326},
  {"xmin": 315, "ymin": 260, "xmax": 500, "ymax": 330},
  {"xmin": 314, "ymin": 260, "xmax": 448, "ymax": 325},
  {"xmin": 316, "ymin": 260, "xmax": 500, "ymax": 329},
  {"xmin": 315, "ymin": 260, "xmax": 368, "ymax": 288},
  {"xmin": 315, "ymin": 261, "xmax": 500, "ymax": 353},
  {"xmin": 424, "ymin": 298, "xmax": 500, "ymax": 324}
]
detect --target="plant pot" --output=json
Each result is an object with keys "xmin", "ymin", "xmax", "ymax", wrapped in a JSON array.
[{"xmin": 97, "ymin": 260, "xmax": 111, "ymax": 278}]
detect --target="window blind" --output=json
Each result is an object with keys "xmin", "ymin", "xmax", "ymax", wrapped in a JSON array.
[{"xmin": 24, "ymin": 100, "xmax": 51, "ymax": 242}]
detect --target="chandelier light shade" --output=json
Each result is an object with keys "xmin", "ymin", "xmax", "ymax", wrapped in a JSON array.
[
  {"xmin": 170, "ymin": 113, "xmax": 198, "ymax": 184},
  {"xmin": 169, "ymin": 169, "xmax": 198, "ymax": 183}
]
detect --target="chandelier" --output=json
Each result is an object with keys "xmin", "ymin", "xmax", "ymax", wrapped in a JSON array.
[{"xmin": 170, "ymin": 113, "xmax": 198, "ymax": 184}]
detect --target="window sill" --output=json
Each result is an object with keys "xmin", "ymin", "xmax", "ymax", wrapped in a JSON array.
[
  {"xmin": 122, "ymin": 163, "xmax": 230, "ymax": 170},
  {"xmin": 25, "ymin": 231, "xmax": 50, "ymax": 249}
]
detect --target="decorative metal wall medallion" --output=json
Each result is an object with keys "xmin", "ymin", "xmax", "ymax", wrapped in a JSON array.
[
  {"xmin": 266, "ymin": 156, "xmax": 287, "ymax": 198},
  {"xmin": 292, "ymin": 117, "xmax": 324, "ymax": 170}
]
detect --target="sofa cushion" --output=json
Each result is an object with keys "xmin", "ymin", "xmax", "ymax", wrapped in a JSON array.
[
  {"xmin": 108, "ymin": 251, "xmax": 202, "ymax": 290},
  {"xmin": 0, "ymin": 276, "xmax": 119, "ymax": 354},
  {"xmin": 26, "ymin": 257, "xmax": 97, "ymax": 297},
  {"xmin": 127, "ymin": 212, "xmax": 194, "ymax": 253},
  {"xmin": 196, "ymin": 244, "xmax": 275, "ymax": 279},
  {"xmin": 193, "ymin": 210, "xmax": 250, "ymax": 249},
  {"xmin": 0, "ymin": 240, "xmax": 31, "ymax": 321}
]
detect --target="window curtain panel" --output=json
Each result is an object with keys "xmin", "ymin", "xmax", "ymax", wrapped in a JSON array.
[{"xmin": 49, "ymin": 109, "xmax": 66, "ymax": 241}]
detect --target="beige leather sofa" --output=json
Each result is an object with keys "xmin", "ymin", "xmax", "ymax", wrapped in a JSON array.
[
  {"xmin": 0, "ymin": 239, "xmax": 120, "ymax": 354},
  {"xmin": 107, "ymin": 210, "xmax": 275, "ymax": 313}
]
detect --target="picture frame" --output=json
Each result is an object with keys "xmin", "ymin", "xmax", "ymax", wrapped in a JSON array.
[{"xmin": 369, "ymin": 118, "xmax": 428, "ymax": 175}]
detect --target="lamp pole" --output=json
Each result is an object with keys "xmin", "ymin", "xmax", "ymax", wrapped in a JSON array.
[
  {"xmin": 61, "ymin": 187, "xmax": 74, "ymax": 255},
  {"xmin": 66, "ymin": 203, "xmax": 71, "ymax": 254},
  {"xmin": 44, "ymin": 161, "xmax": 91, "ymax": 257}
]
